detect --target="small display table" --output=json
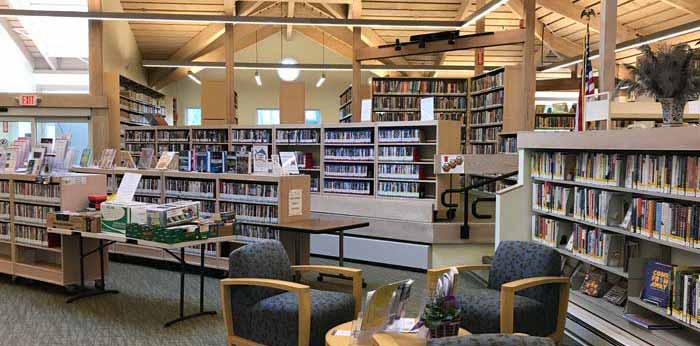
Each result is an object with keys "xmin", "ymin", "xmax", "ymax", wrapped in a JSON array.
[{"xmin": 325, "ymin": 321, "xmax": 470, "ymax": 346}]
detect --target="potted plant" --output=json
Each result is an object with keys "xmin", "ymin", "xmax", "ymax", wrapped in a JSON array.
[
  {"xmin": 420, "ymin": 295, "xmax": 462, "ymax": 338},
  {"xmin": 617, "ymin": 44, "xmax": 700, "ymax": 126}
]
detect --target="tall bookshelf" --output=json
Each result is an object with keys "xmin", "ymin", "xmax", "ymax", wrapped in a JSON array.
[
  {"xmin": 273, "ymin": 125, "xmax": 321, "ymax": 193},
  {"xmin": 467, "ymin": 66, "xmax": 524, "ymax": 154},
  {"xmin": 504, "ymin": 128, "xmax": 700, "ymax": 346},
  {"xmin": 0, "ymin": 173, "xmax": 106, "ymax": 286},
  {"xmin": 371, "ymin": 77, "xmax": 468, "ymax": 123},
  {"xmin": 119, "ymin": 75, "xmax": 167, "ymax": 126},
  {"xmin": 70, "ymin": 168, "xmax": 311, "ymax": 269},
  {"xmin": 322, "ymin": 123, "xmax": 376, "ymax": 196}
]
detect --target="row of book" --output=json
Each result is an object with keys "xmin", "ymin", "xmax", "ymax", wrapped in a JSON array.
[
  {"xmin": 0, "ymin": 202, "xmax": 8, "ymax": 217},
  {"xmin": 471, "ymin": 90, "xmax": 503, "ymax": 109},
  {"xmin": 125, "ymin": 143, "xmax": 154, "ymax": 153},
  {"xmin": 531, "ymin": 152, "xmax": 576, "ymax": 181},
  {"xmin": 532, "ymin": 182, "xmax": 573, "ymax": 216},
  {"xmin": 14, "ymin": 182, "xmax": 61, "ymax": 200},
  {"xmin": 294, "ymin": 152, "xmax": 314, "ymax": 169},
  {"xmin": 14, "ymin": 203, "xmax": 56, "ymax": 224},
  {"xmin": 192, "ymin": 144, "xmax": 228, "ymax": 152},
  {"xmin": 219, "ymin": 182, "xmax": 278, "ymax": 203},
  {"xmin": 469, "ymin": 144, "xmax": 497, "ymax": 154},
  {"xmin": 570, "ymin": 223, "xmax": 625, "ymax": 267},
  {"xmin": 573, "ymin": 187, "xmax": 623, "ymax": 226},
  {"xmin": 125, "ymin": 130, "xmax": 155, "ymax": 142},
  {"xmin": 157, "ymin": 130, "xmax": 189, "ymax": 142},
  {"xmin": 378, "ymin": 164, "xmax": 423, "ymax": 180},
  {"xmin": 532, "ymin": 214, "xmax": 570, "ymax": 247},
  {"xmin": 535, "ymin": 116, "xmax": 575, "ymax": 129},
  {"xmin": 378, "ymin": 147, "xmax": 418, "ymax": 162},
  {"xmin": 374, "ymin": 112, "xmax": 420, "ymax": 122},
  {"xmin": 120, "ymin": 99, "xmax": 164, "ymax": 116},
  {"xmin": 135, "ymin": 195, "xmax": 160, "ymax": 204},
  {"xmin": 325, "ymin": 129, "xmax": 373, "ymax": 143},
  {"xmin": 158, "ymin": 144, "xmax": 189, "ymax": 153},
  {"xmin": 469, "ymin": 108, "xmax": 503, "ymax": 125},
  {"xmin": 468, "ymin": 175, "xmax": 513, "ymax": 194},
  {"xmin": 165, "ymin": 179, "xmax": 215, "ymax": 198},
  {"xmin": 135, "ymin": 177, "xmax": 160, "ymax": 193},
  {"xmin": 323, "ymin": 179, "xmax": 371, "ymax": 195},
  {"xmin": 339, "ymin": 105, "xmax": 351, "ymax": 120},
  {"xmin": 0, "ymin": 180, "xmax": 8, "ymax": 196},
  {"xmin": 340, "ymin": 88, "xmax": 351, "ymax": 105},
  {"xmin": 15, "ymin": 225, "xmax": 50, "ymax": 247},
  {"xmin": 220, "ymin": 202, "xmax": 278, "ymax": 224},
  {"xmin": 0, "ymin": 222, "xmax": 8, "ymax": 240},
  {"xmin": 325, "ymin": 147, "xmax": 374, "ymax": 161},
  {"xmin": 120, "ymin": 89, "xmax": 165, "ymax": 108},
  {"xmin": 471, "ymin": 72, "xmax": 503, "ymax": 92},
  {"xmin": 193, "ymin": 129, "xmax": 228, "ymax": 143},
  {"xmin": 324, "ymin": 164, "xmax": 371, "ymax": 178},
  {"xmin": 623, "ymin": 198, "xmax": 700, "ymax": 248},
  {"xmin": 499, "ymin": 137, "xmax": 517, "ymax": 154},
  {"xmin": 378, "ymin": 128, "xmax": 423, "ymax": 143},
  {"xmin": 276, "ymin": 129, "xmax": 320, "ymax": 143},
  {"xmin": 377, "ymin": 181, "xmax": 422, "ymax": 198},
  {"xmin": 236, "ymin": 224, "xmax": 279, "ymax": 240},
  {"xmin": 179, "ymin": 151, "xmax": 249, "ymax": 174},
  {"xmin": 469, "ymin": 127, "xmax": 500, "ymax": 142},
  {"xmin": 373, "ymin": 96, "xmax": 466, "ymax": 110},
  {"xmin": 231, "ymin": 129, "xmax": 272, "ymax": 143},
  {"xmin": 372, "ymin": 79, "xmax": 466, "ymax": 94}
]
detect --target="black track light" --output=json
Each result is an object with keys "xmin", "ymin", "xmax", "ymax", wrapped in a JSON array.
[{"xmin": 394, "ymin": 39, "xmax": 401, "ymax": 51}]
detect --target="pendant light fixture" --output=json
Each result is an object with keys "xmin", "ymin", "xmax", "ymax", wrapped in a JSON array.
[
  {"xmin": 316, "ymin": 32, "xmax": 326, "ymax": 88},
  {"xmin": 254, "ymin": 30, "xmax": 262, "ymax": 86},
  {"xmin": 277, "ymin": 4, "xmax": 299, "ymax": 82}
]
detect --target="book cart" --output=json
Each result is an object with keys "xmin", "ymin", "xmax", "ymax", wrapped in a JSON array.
[
  {"xmin": 0, "ymin": 173, "xmax": 106, "ymax": 286},
  {"xmin": 498, "ymin": 127, "xmax": 700, "ymax": 346}
]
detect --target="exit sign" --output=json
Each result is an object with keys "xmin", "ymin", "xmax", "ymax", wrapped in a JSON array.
[{"xmin": 19, "ymin": 95, "xmax": 38, "ymax": 106}]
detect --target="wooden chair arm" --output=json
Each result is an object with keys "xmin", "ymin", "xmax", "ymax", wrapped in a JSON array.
[
  {"xmin": 291, "ymin": 265, "xmax": 363, "ymax": 318},
  {"xmin": 426, "ymin": 264, "xmax": 491, "ymax": 295},
  {"xmin": 220, "ymin": 278, "xmax": 311, "ymax": 346},
  {"xmin": 499, "ymin": 276, "xmax": 570, "ymax": 343}
]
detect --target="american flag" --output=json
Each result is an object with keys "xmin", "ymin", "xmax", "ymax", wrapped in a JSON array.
[{"xmin": 576, "ymin": 24, "xmax": 595, "ymax": 131}]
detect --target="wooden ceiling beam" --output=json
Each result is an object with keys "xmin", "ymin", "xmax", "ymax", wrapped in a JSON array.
[
  {"xmin": 237, "ymin": 1, "xmax": 266, "ymax": 16},
  {"xmin": 657, "ymin": 0, "xmax": 700, "ymax": 18},
  {"xmin": 286, "ymin": 1, "xmax": 294, "ymax": 40},
  {"xmin": 237, "ymin": 0, "xmax": 351, "ymax": 3},
  {"xmin": 537, "ymin": 0, "xmax": 639, "ymax": 42},
  {"xmin": 508, "ymin": 0, "xmax": 579, "ymax": 57},
  {"xmin": 357, "ymin": 29, "xmax": 526, "ymax": 61},
  {"xmin": 0, "ymin": 18, "xmax": 34, "ymax": 69}
]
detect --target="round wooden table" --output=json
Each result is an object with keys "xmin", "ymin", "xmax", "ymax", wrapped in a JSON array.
[{"xmin": 325, "ymin": 321, "xmax": 470, "ymax": 346}]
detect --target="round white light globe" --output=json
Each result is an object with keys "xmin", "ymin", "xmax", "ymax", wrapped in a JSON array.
[{"xmin": 277, "ymin": 57, "xmax": 300, "ymax": 81}]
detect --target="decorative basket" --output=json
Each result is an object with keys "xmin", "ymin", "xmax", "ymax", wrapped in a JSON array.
[{"xmin": 428, "ymin": 319, "xmax": 461, "ymax": 339}]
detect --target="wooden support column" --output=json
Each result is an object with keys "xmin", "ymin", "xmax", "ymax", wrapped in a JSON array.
[
  {"xmin": 224, "ymin": 0, "xmax": 237, "ymax": 124},
  {"xmin": 88, "ymin": 0, "xmax": 108, "ymax": 154},
  {"xmin": 599, "ymin": 0, "xmax": 617, "ymax": 93},
  {"xmin": 474, "ymin": 0, "xmax": 485, "ymax": 75},
  {"xmin": 521, "ymin": 0, "xmax": 536, "ymax": 130},
  {"xmin": 351, "ymin": 27, "xmax": 362, "ymax": 122}
]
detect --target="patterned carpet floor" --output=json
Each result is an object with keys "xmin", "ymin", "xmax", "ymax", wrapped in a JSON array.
[{"xmin": 0, "ymin": 256, "xmax": 575, "ymax": 346}]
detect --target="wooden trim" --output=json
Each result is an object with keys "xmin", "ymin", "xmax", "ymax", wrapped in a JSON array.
[
  {"xmin": 518, "ymin": 127, "xmax": 700, "ymax": 151},
  {"xmin": 499, "ymin": 276, "xmax": 570, "ymax": 341},
  {"xmin": 356, "ymin": 30, "xmax": 526, "ymax": 61},
  {"xmin": 220, "ymin": 278, "xmax": 311, "ymax": 346},
  {"xmin": 0, "ymin": 93, "xmax": 108, "ymax": 108},
  {"xmin": 291, "ymin": 264, "xmax": 363, "ymax": 316},
  {"xmin": 426, "ymin": 264, "xmax": 491, "ymax": 294}
]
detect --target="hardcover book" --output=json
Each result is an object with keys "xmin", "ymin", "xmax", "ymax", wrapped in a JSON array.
[
  {"xmin": 641, "ymin": 260, "xmax": 673, "ymax": 308},
  {"xmin": 79, "ymin": 148, "xmax": 92, "ymax": 167}
]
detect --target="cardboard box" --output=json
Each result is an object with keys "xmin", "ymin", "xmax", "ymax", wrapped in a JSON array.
[
  {"xmin": 47, "ymin": 211, "xmax": 102, "ymax": 233},
  {"xmin": 146, "ymin": 201, "xmax": 200, "ymax": 228},
  {"xmin": 101, "ymin": 201, "xmax": 152, "ymax": 234}
]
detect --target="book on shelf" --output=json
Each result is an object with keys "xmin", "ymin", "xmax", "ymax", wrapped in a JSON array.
[
  {"xmin": 325, "ymin": 128, "xmax": 373, "ymax": 144},
  {"xmin": 566, "ymin": 223, "xmax": 624, "ymax": 267},
  {"xmin": 220, "ymin": 181, "xmax": 278, "ymax": 202},
  {"xmin": 98, "ymin": 148, "xmax": 116, "ymax": 169},
  {"xmin": 179, "ymin": 150, "xmax": 194, "ymax": 172},
  {"xmin": 209, "ymin": 151, "xmax": 225, "ymax": 173},
  {"xmin": 325, "ymin": 163, "xmax": 371, "ymax": 178},
  {"xmin": 27, "ymin": 146, "xmax": 46, "ymax": 176},
  {"xmin": 323, "ymin": 179, "xmax": 372, "ymax": 195},
  {"xmin": 377, "ymin": 181, "xmax": 422, "ymax": 198},
  {"xmin": 276, "ymin": 129, "xmax": 320, "ymax": 143},
  {"xmin": 531, "ymin": 214, "xmax": 572, "ymax": 247},
  {"xmin": 252, "ymin": 145, "xmax": 270, "ymax": 173},
  {"xmin": 623, "ymin": 313, "xmax": 680, "ymax": 330},
  {"xmin": 641, "ymin": 260, "xmax": 673, "ymax": 308},
  {"xmin": 231, "ymin": 129, "xmax": 272, "ymax": 143},
  {"xmin": 372, "ymin": 79, "xmax": 466, "ymax": 94},
  {"xmin": 165, "ymin": 178, "xmax": 215, "ymax": 198},
  {"xmin": 378, "ymin": 128, "xmax": 424, "ymax": 144},
  {"xmin": 79, "ymin": 148, "xmax": 92, "ymax": 167},
  {"xmin": 325, "ymin": 147, "xmax": 374, "ymax": 161},
  {"xmin": 279, "ymin": 152, "xmax": 299, "ymax": 175},
  {"xmin": 378, "ymin": 146, "xmax": 419, "ymax": 162},
  {"xmin": 155, "ymin": 151, "xmax": 178, "ymax": 170}
]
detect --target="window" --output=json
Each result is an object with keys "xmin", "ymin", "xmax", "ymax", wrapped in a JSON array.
[
  {"xmin": 257, "ymin": 109, "xmax": 280, "ymax": 125},
  {"xmin": 186, "ymin": 108, "xmax": 202, "ymax": 126},
  {"xmin": 305, "ymin": 109, "xmax": 321, "ymax": 125},
  {"xmin": 256, "ymin": 109, "xmax": 320, "ymax": 125},
  {"xmin": 36, "ymin": 120, "xmax": 90, "ymax": 165}
]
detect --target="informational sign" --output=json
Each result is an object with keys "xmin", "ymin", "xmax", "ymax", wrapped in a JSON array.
[
  {"xmin": 115, "ymin": 172, "xmax": 142, "ymax": 203},
  {"xmin": 288, "ymin": 189, "xmax": 303, "ymax": 216},
  {"xmin": 252, "ymin": 145, "xmax": 269, "ymax": 173},
  {"xmin": 19, "ymin": 95, "xmax": 38, "ymax": 107},
  {"xmin": 420, "ymin": 97, "xmax": 435, "ymax": 121},
  {"xmin": 438, "ymin": 155, "xmax": 464, "ymax": 174},
  {"xmin": 361, "ymin": 99, "xmax": 372, "ymax": 122}
]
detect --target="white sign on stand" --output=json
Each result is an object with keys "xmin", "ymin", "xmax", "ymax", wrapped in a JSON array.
[
  {"xmin": 361, "ymin": 99, "xmax": 372, "ymax": 122},
  {"xmin": 420, "ymin": 97, "xmax": 434, "ymax": 121},
  {"xmin": 115, "ymin": 172, "xmax": 142, "ymax": 202}
]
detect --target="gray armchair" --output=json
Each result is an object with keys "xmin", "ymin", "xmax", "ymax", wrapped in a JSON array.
[
  {"xmin": 427, "ymin": 334, "xmax": 555, "ymax": 346},
  {"xmin": 220, "ymin": 240, "xmax": 362, "ymax": 346},
  {"xmin": 427, "ymin": 241, "xmax": 569, "ymax": 343}
]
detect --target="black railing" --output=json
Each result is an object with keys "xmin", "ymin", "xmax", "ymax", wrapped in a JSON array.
[{"xmin": 440, "ymin": 170, "xmax": 518, "ymax": 239}]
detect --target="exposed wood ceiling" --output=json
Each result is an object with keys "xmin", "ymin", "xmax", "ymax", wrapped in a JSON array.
[{"xmin": 118, "ymin": 0, "xmax": 700, "ymax": 86}]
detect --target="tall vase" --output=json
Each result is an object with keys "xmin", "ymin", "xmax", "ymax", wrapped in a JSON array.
[{"xmin": 659, "ymin": 98, "xmax": 686, "ymax": 127}]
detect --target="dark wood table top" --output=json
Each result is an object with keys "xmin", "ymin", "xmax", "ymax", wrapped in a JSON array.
[{"xmin": 273, "ymin": 218, "xmax": 369, "ymax": 234}]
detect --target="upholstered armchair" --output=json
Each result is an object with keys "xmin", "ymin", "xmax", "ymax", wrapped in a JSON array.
[
  {"xmin": 425, "ymin": 334, "xmax": 555, "ymax": 346},
  {"xmin": 427, "ymin": 241, "xmax": 569, "ymax": 343},
  {"xmin": 220, "ymin": 240, "xmax": 363, "ymax": 346}
]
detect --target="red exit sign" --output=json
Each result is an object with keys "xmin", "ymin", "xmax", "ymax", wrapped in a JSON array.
[{"xmin": 19, "ymin": 95, "xmax": 38, "ymax": 106}]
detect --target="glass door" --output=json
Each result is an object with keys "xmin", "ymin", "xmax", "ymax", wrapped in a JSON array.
[
  {"xmin": 0, "ymin": 118, "xmax": 34, "ymax": 145},
  {"xmin": 36, "ymin": 118, "xmax": 90, "ymax": 165}
]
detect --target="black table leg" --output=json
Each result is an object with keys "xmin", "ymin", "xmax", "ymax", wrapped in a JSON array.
[
  {"xmin": 163, "ymin": 246, "xmax": 216, "ymax": 328},
  {"xmin": 66, "ymin": 236, "xmax": 119, "ymax": 303},
  {"xmin": 317, "ymin": 231, "xmax": 367, "ymax": 288}
]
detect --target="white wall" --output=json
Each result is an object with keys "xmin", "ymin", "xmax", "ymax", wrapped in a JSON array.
[
  {"xmin": 165, "ymin": 30, "xmax": 373, "ymax": 125},
  {"xmin": 0, "ymin": 24, "xmax": 34, "ymax": 92}
]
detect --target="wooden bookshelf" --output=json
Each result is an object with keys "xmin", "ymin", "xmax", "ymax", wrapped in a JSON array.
[
  {"xmin": 69, "ymin": 168, "xmax": 311, "ymax": 268},
  {"xmin": 339, "ymin": 84, "xmax": 370, "ymax": 123},
  {"xmin": 0, "ymin": 173, "xmax": 106, "ymax": 286},
  {"xmin": 498, "ymin": 127, "xmax": 700, "ymax": 344},
  {"xmin": 467, "ymin": 66, "xmax": 524, "ymax": 154},
  {"xmin": 273, "ymin": 124, "xmax": 321, "ymax": 193},
  {"xmin": 371, "ymin": 77, "xmax": 467, "ymax": 123},
  {"xmin": 322, "ymin": 123, "xmax": 376, "ymax": 196}
]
